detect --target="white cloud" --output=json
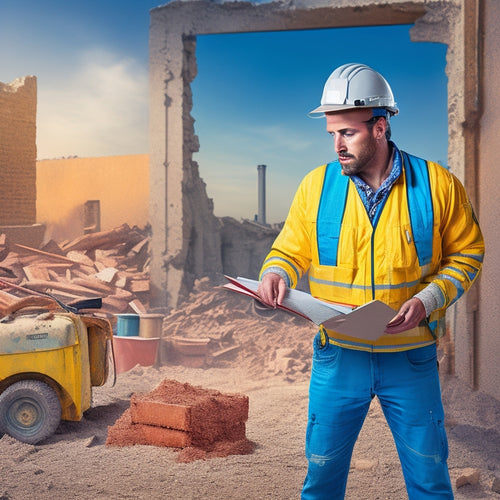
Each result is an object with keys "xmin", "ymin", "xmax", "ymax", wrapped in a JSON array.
[{"xmin": 36, "ymin": 49, "xmax": 148, "ymax": 159}]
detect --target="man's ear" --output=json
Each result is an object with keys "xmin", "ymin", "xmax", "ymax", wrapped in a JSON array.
[{"xmin": 374, "ymin": 117, "xmax": 387, "ymax": 140}]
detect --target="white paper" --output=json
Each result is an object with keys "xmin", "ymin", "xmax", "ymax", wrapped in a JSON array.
[
  {"xmin": 323, "ymin": 300, "xmax": 397, "ymax": 341},
  {"xmin": 224, "ymin": 276, "xmax": 397, "ymax": 341}
]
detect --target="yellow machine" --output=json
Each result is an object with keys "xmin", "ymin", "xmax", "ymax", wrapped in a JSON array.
[{"xmin": 0, "ymin": 297, "xmax": 114, "ymax": 444}]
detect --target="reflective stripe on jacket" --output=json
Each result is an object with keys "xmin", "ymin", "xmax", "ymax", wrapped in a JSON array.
[{"xmin": 260, "ymin": 151, "xmax": 484, "ymax": 352}]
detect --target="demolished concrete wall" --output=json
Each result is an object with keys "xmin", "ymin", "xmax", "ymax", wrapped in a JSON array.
[
  {"xmin": 148, "ymin": 0, "xmax": 429, "ymax": 312},
  {"xmin": 149, "ymin": 0, "xmax": 500, "ymax": 401},
  {"xmin": 0, "ymin": 76, "xmax": 37, "ymax": 226},
  {"xmin": 149, "ymin": 30, "xmax": 222, "ymax": 308},
  {"xmin": 178, "ymin": 36, "xmax": 223, "ymax": 299},
  {"xmin": 219, "ymin": 217, "xmax": 280, "ymax": 281}
]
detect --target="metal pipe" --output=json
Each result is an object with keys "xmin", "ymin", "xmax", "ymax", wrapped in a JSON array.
[{"xmin": 257, "ymin": 164, "xmax": 267, "ymax": 225}]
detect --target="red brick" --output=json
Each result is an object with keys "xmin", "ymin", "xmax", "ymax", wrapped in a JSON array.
[
  {"xmin": 106, "ymin": 409, "xmax": 191, "ymax": 448},
  {"xmin": 130, "ymin": 398, "xmax": 191, "ymax": 430}
]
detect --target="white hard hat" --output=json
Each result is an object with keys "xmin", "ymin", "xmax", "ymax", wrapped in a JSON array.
[{"xmin": 309, "ymin": 63, "xmax": 399, "ymax": 117}]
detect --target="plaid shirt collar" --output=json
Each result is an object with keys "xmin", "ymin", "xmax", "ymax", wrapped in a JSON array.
[{"xmin": 350, "ymin": 142, "xmax": 402, "ymax": 222}]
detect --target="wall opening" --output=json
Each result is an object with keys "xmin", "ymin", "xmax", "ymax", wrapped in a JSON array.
[{"xmin": 191, "ymin": 25, "xmax": 448, "ymax": 224}]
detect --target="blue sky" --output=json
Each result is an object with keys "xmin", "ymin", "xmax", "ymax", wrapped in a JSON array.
[{"xmin": 0, "ymin": 0, "xmax": 448, "ymax": 223}]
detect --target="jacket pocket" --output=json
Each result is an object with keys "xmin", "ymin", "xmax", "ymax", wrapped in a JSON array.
[
  {"xmin": 384, "ymin": 223, "xmax": 419, "ymax": 269},
  {"xmin": 317, "ymin": 222, "xmax": 359, "ymax": 269}
]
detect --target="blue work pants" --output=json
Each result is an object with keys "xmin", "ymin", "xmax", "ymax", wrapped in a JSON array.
[{"xmin": 301, "ymin": 333, "xmax": 453, "ymax": 499}]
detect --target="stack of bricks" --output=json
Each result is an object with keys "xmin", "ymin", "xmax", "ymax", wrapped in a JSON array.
[{"xmin": 106, "ymin": 379, "xmax": 250, "ymax": 453}]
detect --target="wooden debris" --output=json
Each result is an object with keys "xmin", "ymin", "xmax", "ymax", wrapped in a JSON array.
[
  {"xmin": 94, "ymin": 267, "xmax": 119, "ymax": 284},
  {"xmin": 115, "ymin": 274, "xmax": 127, "ymax": 288},
  {"xmin": 0, "ymin": 225, "xmax": 152, "ymax": 317},
  {"xmin": 0, "ymin": 289, "xmax": 17, "ymax": 307},
  {"xmin": 39, "ymin": 239, "xmax": 65, "ymax": 256},
  {"xmin": 23, "ymin": 265, "xmax": 50, "ymax": 281},
  {"xmin": 130, "ymin": 279, "xmax": 150, "ymax": 293},
  {"xmin": 95, "ymin": 254, "xmax": 120, "ymax": 269},
  {"xmin": 102, "ymin": 295, "xmax": 130, "ymax": 313},
  {"xmin": 129, "ymin": 299, "xmax": 148, "ymax": 314},
  {"xmin": 61, "ymin": 223, "xmax": 141, "ymax": 253},
  {"xmin": 210, "ymin": 345, "xmax": 241, "ymax": 359},
  {"xmin": 66, "ymin": 251, "xmax": 95, "ymax": 267},
  {"xmin": 13, "ymin": 243, "xmax": 77, "ymax": 264},
  {"xmin": 20, "ymin": 279, "xmax": 100, "ymax": 296},
  {"xmin": 71, "ymin": 276, "xmax": 116, "ymax": 295},
  {"xmin": 0, "ymin": 233, "xmax": 9, "ymax": 262}
]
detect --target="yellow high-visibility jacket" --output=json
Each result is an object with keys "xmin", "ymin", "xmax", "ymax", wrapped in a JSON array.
[{"xmin": 260, "ymin": 151, "xmax": 484, "ymax": 352}]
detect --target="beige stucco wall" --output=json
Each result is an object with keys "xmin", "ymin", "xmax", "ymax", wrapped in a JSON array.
[{"xmin": 36, "ymin": 154, "xmax": 149, "ymax": 242}]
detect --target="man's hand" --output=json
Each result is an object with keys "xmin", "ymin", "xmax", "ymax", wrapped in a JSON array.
[
  {"xmin": 257, "ymin": 273, "xmax": 287, "ymax": 308},
  {"xmin": 385, "ymin": 297, "xmax": 426, "ymax": 334}
]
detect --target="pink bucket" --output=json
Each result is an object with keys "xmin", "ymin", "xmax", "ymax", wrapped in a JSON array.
[{"xmin": 112, "ymin": 336, "xmax": 160, "ymax": 374}]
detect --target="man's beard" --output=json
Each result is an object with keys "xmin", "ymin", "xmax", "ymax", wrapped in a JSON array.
[{"xmin": 338, "ymin": 137, "xmax": 377, "ymax": 176}]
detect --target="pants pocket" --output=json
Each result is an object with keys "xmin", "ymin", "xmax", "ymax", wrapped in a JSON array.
[
  {"xmin": 405, "ymin": 343, "xmax": 437, "ymax": 371},
  {"xmin": 312, "ymin": 331, "xmax": 341, "ymax": 365}
]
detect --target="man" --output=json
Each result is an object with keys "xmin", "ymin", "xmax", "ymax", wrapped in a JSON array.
[{"xmin": 257, "ymin": 63, "xmax": 484, "ymax": 499}]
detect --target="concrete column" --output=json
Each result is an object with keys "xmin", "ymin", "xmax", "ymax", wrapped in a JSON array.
[{"xmin": 149, "ymin": 13, "xmax": 185, "ymax": 310}]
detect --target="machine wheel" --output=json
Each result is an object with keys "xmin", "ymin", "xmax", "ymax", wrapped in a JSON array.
[{"xmin": 0, "ymin": 380, "xmax": 61, "ymax": 444}]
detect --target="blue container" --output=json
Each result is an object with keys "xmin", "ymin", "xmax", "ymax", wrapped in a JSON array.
[{"xmin": 116, "ymin": 314, "xmax": 140, "ymax": 337}]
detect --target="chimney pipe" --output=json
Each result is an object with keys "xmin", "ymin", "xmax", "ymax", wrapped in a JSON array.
[{"xmin": 257, "ymin": 164, "xmax": 267, "ymax": 225}]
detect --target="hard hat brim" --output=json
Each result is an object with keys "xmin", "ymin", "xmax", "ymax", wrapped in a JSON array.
[{"xmin": 308, "ymin": 103, "xmax": 398, "ymax": 117}]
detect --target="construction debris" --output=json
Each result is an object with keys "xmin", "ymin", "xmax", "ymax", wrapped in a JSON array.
[
  {"xmin": 159, "ymin": 277, "xmax": 316, "ymax": 379},
  {"xmin": 0, "ymin": 223, "xmax": 151, "ymax": 317},
  {"xmin": 453, "ymin": 467, "xmax": 481, "ymax": 488},
  {"xmin": 0, "ymin": 224, "xmax": 316, "ymax": 378}
]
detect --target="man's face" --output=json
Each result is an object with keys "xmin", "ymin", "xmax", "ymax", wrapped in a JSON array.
[{"xmin": 325, "ymin": 109, "xmax": 380, "ymax": 176}]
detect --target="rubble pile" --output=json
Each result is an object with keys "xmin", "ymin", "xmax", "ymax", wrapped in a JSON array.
[
  {"xmin": 0, "ymin": 223, "xmax": 151, "ymax": 317},
  {"xmin": 161, "ymin": 278, "xmax": 316, "ymax": 381},
  {"xmin": 0, "ymin": 223, "xmax": 316, "ymax": 379}
]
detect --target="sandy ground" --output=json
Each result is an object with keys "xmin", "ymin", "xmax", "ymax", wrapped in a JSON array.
[{"xmin": 1, "ymin": 284, "xmax": 499, "ymax": 499}]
